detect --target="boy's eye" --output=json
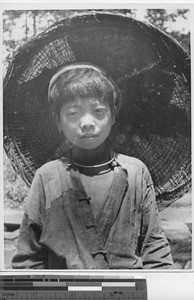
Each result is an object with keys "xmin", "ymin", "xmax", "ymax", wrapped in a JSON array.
[
  {"xmin": 95, "ymin": 108, "xmax": 106, "ymax": 114},
  {"xmin": 66, "ymin": 111, "xmax": 79, "ymax": 116}
]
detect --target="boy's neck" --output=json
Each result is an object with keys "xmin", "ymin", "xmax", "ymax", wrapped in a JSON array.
[{"xmin": 71, "ymin": 143, "xmax": 111, "ymax": 166}]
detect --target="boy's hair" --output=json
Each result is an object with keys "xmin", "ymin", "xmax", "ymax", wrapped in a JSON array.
[{"xmin": 48, "ymin": 63, "xmax": 122, "ymax": 117}]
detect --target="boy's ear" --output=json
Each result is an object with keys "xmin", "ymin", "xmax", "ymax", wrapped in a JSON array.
[{"xmin": 52, "ymin": 112, "xmax": 61, "ymax": 130}]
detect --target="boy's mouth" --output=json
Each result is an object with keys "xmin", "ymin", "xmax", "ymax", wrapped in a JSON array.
[{"xmin": 80, "ymin": 134, "xmax": 98, "ymax": 139}]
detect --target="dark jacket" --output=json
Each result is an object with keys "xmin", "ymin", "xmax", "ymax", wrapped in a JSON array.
[{"xmin": 12, "ymin": 154, "xmax": 173, "ymax": 269}]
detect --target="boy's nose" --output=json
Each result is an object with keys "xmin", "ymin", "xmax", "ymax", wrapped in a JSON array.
[{"xmin": 80, "ymin": 114, "xmax": 95, "ymax": 131}]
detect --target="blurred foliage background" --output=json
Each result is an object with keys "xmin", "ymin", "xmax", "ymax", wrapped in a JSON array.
[{"xmin": 3, "ymin": 9, "xmax": 190, "ymax": 209}]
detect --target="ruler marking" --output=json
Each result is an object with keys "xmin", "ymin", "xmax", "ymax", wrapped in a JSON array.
[
  {"xmin": 102, "ymin": 282, "xmax": 135, "ymax": 287},
  {"xmin": 68, "ymin": 286, "xmax": 102, "ymax": 291},
  {"xmin": 0, "ymin": 277, "xmax": 147, "ymax": 299},
  {"xmin": 33, "ymin": 282, "xmax": 67, "ymax": 287},
  {"xmin": 67, "ymin": 282, "xmax": 101, "ymax": 286}
]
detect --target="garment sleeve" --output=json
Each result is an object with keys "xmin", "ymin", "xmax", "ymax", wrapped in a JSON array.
[
  {"xmin": 139, "ymin": 167, "xmax": 174, "ymax": 269},
  {"xmin": 12, "ymin": 171, "xmax": 48, "ymax": 269}
]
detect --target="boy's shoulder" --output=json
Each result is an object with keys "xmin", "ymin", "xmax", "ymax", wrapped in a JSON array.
[
  {"xmin": 115, "ymin": 153, "xmax": 151, "ymax": 182},
  {"xmin": 115, "ymin": 153, "xmax": 147, "ymax": 170},
  {"xmin": 36, "ymin": 158, "xmax": 69, "ymax": 178},
  {"xmin": 34, "ymin": 159, "xmax": 70, "ymax": 200}
]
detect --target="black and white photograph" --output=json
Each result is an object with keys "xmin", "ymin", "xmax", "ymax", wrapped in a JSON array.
[{"xmin": 3, "ymin": 7, "xmax": 191, "ymax": 271}]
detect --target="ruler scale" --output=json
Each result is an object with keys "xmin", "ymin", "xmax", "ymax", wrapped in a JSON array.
[{"xmin": 0, "ymin": 275, "xmax": 147, "ymax": 299}]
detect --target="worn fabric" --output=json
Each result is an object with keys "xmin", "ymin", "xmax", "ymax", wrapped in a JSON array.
[
  {"xmin": 79, "ymin": 168, "xmax": 115, "ymax": 219},
  {"xmin": 12, "ymin": 153, "xmax": 173, "ymax": 269}
]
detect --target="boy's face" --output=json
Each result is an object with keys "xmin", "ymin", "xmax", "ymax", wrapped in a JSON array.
[{"xmin": 54, "ymin": 97, "xmax": 114, "ymax": 150}]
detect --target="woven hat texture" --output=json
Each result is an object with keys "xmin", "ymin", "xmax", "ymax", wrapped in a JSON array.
[{"xmin": 3, "ymin": 12, "xmax": 191, "ymax": 210}]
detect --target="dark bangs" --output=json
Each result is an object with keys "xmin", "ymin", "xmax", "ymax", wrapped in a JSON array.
[{"xmin": 49, "ymin": 68, "xmax": 116, "ymax": 116}]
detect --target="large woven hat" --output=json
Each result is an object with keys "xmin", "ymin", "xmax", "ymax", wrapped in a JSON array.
[{"xmin": 3, "ymin": 11, "xmax": 191, "ymax": 210}]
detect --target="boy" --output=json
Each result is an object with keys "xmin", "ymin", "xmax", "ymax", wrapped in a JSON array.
[{"xmin": 12, "ymin": 63, "xmax": 173, "ymax": 269}]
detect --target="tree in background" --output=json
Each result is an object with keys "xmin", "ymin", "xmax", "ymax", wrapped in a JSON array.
[
  {"xmin": 3, "ymin": 10, "xmax": 79, "ymax": 71},
  {"xmin": 145, "ymin": 9, "xmax": 190, "ymax": 53},
  {"xmin": 3, "ymin": 9, "xmax": 190, "ymax": 208}
]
